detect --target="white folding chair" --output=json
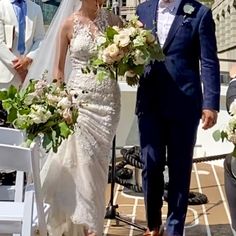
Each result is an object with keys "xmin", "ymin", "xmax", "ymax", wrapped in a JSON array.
[
  {"xmin": 0, "ymin": 127, "xmax": 25, "ymax": 202},
  {"xmin": 0, "ymin": 143, "xmax": 48, "ymax": 236}
]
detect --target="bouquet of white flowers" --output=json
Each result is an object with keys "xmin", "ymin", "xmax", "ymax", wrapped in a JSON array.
[
  {"xmin": 88, "ymin": 16, "xmax": 165, "ymax": 86},
  {"xmin": 213, "ymin": 100, "xmax": 236, "ymax": 157},
  {"xmin": 0, "ymin": 79, "xmax": 79, "ymax": 153}
]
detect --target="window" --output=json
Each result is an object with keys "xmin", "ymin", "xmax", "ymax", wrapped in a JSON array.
[
  {"xmin": 122, "ymin": 0, "xmax": 126, "ymax": 7},
  {"xmin": 33, "ymin": 0, "xmax": 60, "ymax": 26}
]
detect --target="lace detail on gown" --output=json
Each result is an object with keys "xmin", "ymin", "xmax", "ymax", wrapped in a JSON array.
[{"xmin": 40, "ymin": 9, "xmax": 120, "ymax": 236}]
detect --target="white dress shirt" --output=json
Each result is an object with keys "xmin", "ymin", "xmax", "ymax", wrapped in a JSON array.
[{"xmin": 157, "ymin": 0, "xmax": 181, "ymax": 47}]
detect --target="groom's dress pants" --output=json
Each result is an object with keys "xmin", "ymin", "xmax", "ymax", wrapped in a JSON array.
[{"xmin": 138, "ymin": 111, "xmax": 199, "ymax": 236}]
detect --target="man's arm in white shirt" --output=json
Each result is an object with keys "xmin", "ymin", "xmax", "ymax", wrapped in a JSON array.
[{"xmin": 0, "ymin": 18, "xmax": 17, "ymax": 68}]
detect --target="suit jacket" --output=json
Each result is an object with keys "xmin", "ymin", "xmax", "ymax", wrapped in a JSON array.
[
  {"xmin": 0, "ymin": 0, "xmax": 45, "ymax": 84},
  {"xmin": 226, "ymin": 79, "xmax": 236, "ymax": 113},
  {"xmin": 136, "ymin": 0, "xmax": 220, "ymax": 118}
]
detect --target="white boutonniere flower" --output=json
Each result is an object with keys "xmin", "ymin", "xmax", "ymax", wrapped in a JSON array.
[{"xmin": 183, "ymin": 3, "xmax": 195, "ymax": 15}]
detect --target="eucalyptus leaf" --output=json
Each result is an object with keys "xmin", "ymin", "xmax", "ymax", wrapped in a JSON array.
[
  {"xmin": 212, "ymin": 130, "xmax": 222, "ymax": 141},
  {"xmin": 59, "ymin": 122, "xmax": 70, "ymax": 138},
  {"xmin": 92, "ymin": 58, "xmax": 104, "ymax": 67},
  {"xmin": 106, "ymin": 27, "xmax": 118, "ymax": 41},
  {"xmin": 96, "ymin": 70, "xmax": 108, "ymax": 82}
]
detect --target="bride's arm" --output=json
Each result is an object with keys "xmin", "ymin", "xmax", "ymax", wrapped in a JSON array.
[{"xmin": 53, "ymin": 18, "xmax": 73, "ymax": 84}]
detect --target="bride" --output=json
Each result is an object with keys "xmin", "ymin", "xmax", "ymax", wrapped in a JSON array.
[{"xmin": 23, "ymin": 0, "xmax": 123, "ymax": 235}]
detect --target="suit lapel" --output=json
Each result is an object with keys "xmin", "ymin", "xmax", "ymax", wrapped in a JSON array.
[
  {"xmin": 25, "ymin": 0, "xmax": 34, "ymax": 41},
  {"xmin": 146, "ymin": 0, "xmax": 159, "ymax": 36},
  {"xmin": 6, "ymin": 0, "xmax": 18, "ymax": 28},
  {"xmin": 162, "ymin": 0, "xmax": 186, "ymax": 51}
]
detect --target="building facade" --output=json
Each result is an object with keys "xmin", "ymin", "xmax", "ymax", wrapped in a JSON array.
[{"xmin": 212, "ymin": 0, "xmax": 236, "ymax": 81}]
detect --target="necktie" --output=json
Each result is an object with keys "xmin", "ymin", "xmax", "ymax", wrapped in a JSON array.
[{"xmin": 13, "ymin": 0, "xmax": 26, "ymax": 55}]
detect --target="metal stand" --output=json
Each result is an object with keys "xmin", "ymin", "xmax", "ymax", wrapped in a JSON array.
[
  {"xmin": 105, "ymin": 67, "xmax": 146, "ymax": 232},
  {"xmin": 105, "ymin": 136, "xmax": 147, "ymax": 231}
]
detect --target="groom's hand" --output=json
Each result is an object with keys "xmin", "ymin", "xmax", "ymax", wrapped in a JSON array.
[
  {"xmin": 201, "ymin": 109, "xmax": 218, "ymax": 130},
  {"xmin": 12, "ymin": 57, "xmax": 32, "ymax": 72}
]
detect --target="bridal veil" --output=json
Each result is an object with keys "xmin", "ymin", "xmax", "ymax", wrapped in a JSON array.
[{"xmin": 22, "ymin": 0, "xmax": 81, "ymax": 87}]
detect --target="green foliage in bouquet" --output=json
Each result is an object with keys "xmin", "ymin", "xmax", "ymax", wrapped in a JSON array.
[
  {"xmin": 213, "ymin": 100, "xmax": 236, "ymax": 157},
  {"xmin": 88, "ymin": 15, "xmax": 165, "ymax": 86},
  {"xmin": 0, "ymin": 79, "xmax": 79, "ymax": 153}
]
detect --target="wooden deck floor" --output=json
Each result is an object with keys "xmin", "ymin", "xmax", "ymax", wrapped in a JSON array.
[
  {"xmin": 104, "ymin": 162, "xmax": 236, "ymax": 236},
  {"xmin": 0, "ymin": 161, "xmax": 235, "ymax": 236}
]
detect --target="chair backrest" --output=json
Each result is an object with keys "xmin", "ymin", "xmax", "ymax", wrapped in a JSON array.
[
  {"xmin": 0, "ymin": 143, "xmax": 47, "ymax": 236},
  {"xmin": 0, "ymin": 127, "xmax": 26, "ymax": 202},
  {"xmin": 0, "ymin": 127, "xmax": 25, "ymax": 146},
  {"xmin": 0, "ymin": 144, "xmax": 32, "ymax": 172}
]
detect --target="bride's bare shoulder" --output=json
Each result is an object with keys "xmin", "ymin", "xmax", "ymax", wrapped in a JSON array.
[
  {"xmin": 60, "ymin": 16, "xmax": 73, "ymax": 31},
  {"xmin": 59, "ymin": 15, "xmax": 75, "ymax": 39}
]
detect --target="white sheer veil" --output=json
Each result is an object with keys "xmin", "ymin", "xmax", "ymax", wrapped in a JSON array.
[{"xmin": 22, "ymin": 0, "xmax": 81, "ymax": 88}]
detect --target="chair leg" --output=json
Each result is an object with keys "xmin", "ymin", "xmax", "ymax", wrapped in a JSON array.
[{"xmin": 22, "ymin": 190, "xmax": 34, "ymax": 236}]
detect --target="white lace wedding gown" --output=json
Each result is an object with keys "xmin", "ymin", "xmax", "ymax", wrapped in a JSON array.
[{"xmin": 40, "ymin": 9, "xmax": 120, "ymax": 236}]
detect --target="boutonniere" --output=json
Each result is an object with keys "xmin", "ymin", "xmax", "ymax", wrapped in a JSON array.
[
  {"xmin": 182, "ymin": 3, "xmax": 195, "ymax": 25},
  {"xmin": 183, "ymin": 3, "xmax": 195, "ymax": 16}
]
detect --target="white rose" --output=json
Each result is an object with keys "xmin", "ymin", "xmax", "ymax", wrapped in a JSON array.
[
  {"xmin": 125, "ymin": 27, "xmax": 137, "ymax": 37},
  {"xmin": 133, "ymin": 49, "xmax": 146, "ymax": 65},
  {"xmin": 114, "ymin": 33, "xmax": 130, "ymax": 48},
  {"xmin": 128, "ymin": 27, "xmax": 137, "ymax": 37},
  {"xmin": 106, "ymin": 44, "xmax": 120, "ymax": 58},
  {"xmin": 29, "ymin": 114, "xmax": 44, "ymax": 124},
  {"xmin": 29, "ymin": 105, "xmax": 51, "ymax": 124},
  {"xmin": 57, "ymin": 97, "xmax": 72, "ymax": 109},
  {"xmin": 102, "ymin": 52, "xmax": 115, "ymax": 64},
  {"xmin": 96, "ymin": 36, "xmax": 106, "ymax": 46},
  {"xmin": 125, "ymin": 70, "xmax": 136, "ymax": 78},
  {"xmin": 102, "ymin": 55, "xmax": 114, "ymax": 64},
  {"xmin": 116, "ymin": 49, "xmax": 125, "ymax": 61},
  {"xmin": 47, "ymin": 94, "xmax": 60, "ymax": 105}
]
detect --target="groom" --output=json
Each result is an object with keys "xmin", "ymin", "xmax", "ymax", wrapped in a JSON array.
[{"xmin": 136, "ymin": 0, "xmax": 220, "ymax": 235}]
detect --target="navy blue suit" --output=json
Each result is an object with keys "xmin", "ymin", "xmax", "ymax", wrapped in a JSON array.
[{"xmin": 136, "ymin": 0, "xmax": 220, "ymax": 235}]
